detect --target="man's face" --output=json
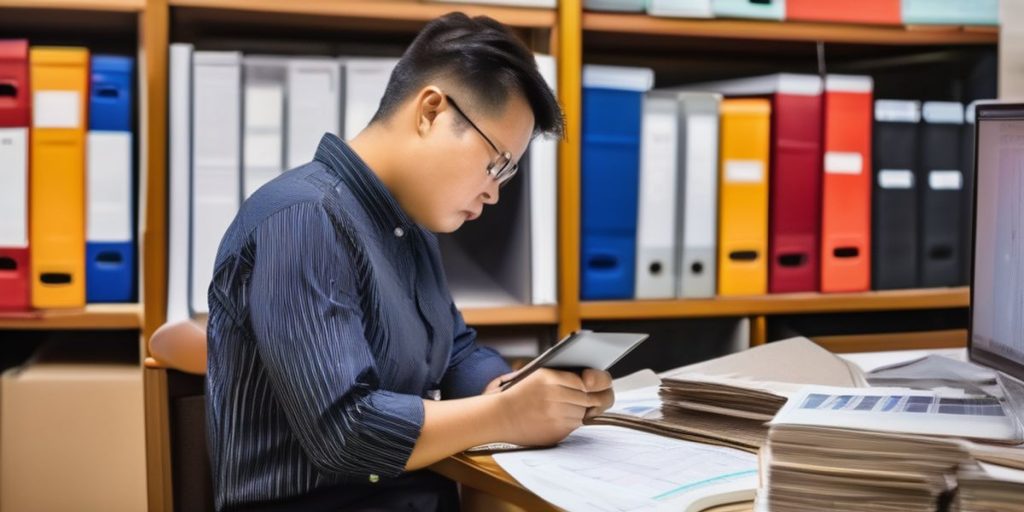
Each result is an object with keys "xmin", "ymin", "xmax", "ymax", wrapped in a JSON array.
[{"xmin": 401, "ymin": 90, "xmax": 535, "ymax": 233}]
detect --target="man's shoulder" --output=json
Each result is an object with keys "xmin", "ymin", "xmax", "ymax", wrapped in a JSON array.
[
  {"xmin": 215, "ymin": 162, "xmax": 335, "ymax": 251},
  {"xmin": 243, "ymin": 161, "xmax": 336, "ymax": 218}
]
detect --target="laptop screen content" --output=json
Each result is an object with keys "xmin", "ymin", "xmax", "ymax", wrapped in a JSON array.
[{"xmin": 970, "ymin": 103, "xmax": 1024, "ymax": 382}]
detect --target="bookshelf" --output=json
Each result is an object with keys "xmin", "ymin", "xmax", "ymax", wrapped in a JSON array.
[{"xmin": 1, "ymin": 2, "xmax": 990, "ymax": 338}]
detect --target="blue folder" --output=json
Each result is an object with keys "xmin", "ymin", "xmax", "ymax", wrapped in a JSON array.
[
  {"xmin": 581, "ymin": 65, "xmax": 654, "ymax": 300},
  {"xmin": 87, "ymin": 55, "xmax": 135, "ymax": 302}
]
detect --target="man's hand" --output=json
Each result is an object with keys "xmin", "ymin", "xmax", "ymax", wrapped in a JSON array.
[
  {"xmin": 483, "ymin": 370, "xmax": 519, "ymax": 394},
  {"xmin": 581, "ymin": 368, "xmax": 614, "ymax": 421},
  {"xmin": 490, "ymin": 368, "xmax": 616, "ymax": 447}
]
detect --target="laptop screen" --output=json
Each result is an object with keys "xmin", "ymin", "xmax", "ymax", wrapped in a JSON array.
[{"xmin": 969, "ymin": 103, "xmax": 1024, "ymax": 382}]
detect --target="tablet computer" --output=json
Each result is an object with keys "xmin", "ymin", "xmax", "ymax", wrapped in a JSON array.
[{"xmin": 499, "ymin": 330, "xmax": 650, "ymax": 391}]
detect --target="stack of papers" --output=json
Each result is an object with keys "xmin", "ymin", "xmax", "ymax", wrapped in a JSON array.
[
  {"xmin": 765, "ymin": 425, "xmax": 971, "ymax": 512},
  {"xmin": 493, "ymin": 425, "xmax": 758, "ymax": 512},
  {"xmin": 595, "ymin": 385, "xmax": 767, "ymax": 453},
  {"xmin": 659, "ymin": 337, "xmax": 867, "ymax": 421},
  {"xmin": 659, "ymin": 375, "xmax": 790, "ymax": 421},
  {"xmin": 595, "ymin": 338, "xmax": 868, "ymax": 452},
  {"xmin": 762, "ymin": 386, "xmax": 1024, "ymax": 511}
]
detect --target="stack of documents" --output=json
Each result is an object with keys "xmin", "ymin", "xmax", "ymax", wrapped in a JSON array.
[
  {"xmin": 659, "ymin": 337, "xmax": 868, "ymax": 420},
  {"xmin": 595, "ymin": 338, "xmax": 869, "ymax": 452},
  {"xmin": 763, "ymin": 385, "xmax": 1024, "ymax": 511},
  {"xmin": 595, "ymin": 385, "xmax": 767, "ymax": 453},
  {"xmin": 659, "ymin": 377, "xmax": 787, "ymax": 421},
  {"xmin": 765, "ymin": 425, "xmax": 972, "ymax": 512}
]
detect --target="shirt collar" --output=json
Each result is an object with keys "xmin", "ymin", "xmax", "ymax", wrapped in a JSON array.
[{"xmin": 313, "ymin": 132, "xmax": 415, "ymax": 235}]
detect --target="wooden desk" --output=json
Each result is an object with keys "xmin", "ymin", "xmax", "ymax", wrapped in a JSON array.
[
  {"xmin": 431, "ymin": 453, "xmax": 558, "ymax": 511},
  {"xmin": 431, "ymin": 452, "xmax": 754, "ymax": 512}
]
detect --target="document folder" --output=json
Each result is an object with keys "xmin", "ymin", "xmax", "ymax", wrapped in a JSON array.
[
  {"xmin": 918, "ymin": 101, "xmax": 965, "ymax": 287},
  {"xmin": 0, "ymin": 40, "xmax": 30, "ymax": 310},
  {"xmin": 717, "ymin": 99, "xmax": 770, "ymax": 296},
  {"xmin": 581, "ymin": 65, "xmax": 654, "ymax": 299},
  {"xmin": 342, "ymin": 57, "xmax": 398, "ymax": 141},
  {"xmin": 636, "ymin": 92, "xmax": 681, "ymax": 299},
  {"xmin": 786, "ymin": 0, "xmax": 900, "ymax": 25},
  {"xmin": 190, "ymin": 51, "xmax": 241, "ymax": 315},
  {"xmin": 529, "ymin": 54, "xmax": 558, "ymax": 305},
  {"xmin": 901, "ymin": 0, "xmax": 998, "ymax": 25},
  {"xmin": 676, "ymin": 93, "xmax": 721, "ymax": 299},
  {"xmin": 167, "ymin": 43, "xmax": 192, "ymax": 321},
  {"xmin": 30, "ymin": 47, "xmax": 89, "ymax": 308},
  {"xmin": 243, "ymin": 56, "xmax": 286, "ymax": 198},
  {"xmin": 871, "ymin": 100, "xmax": 920, "ymax": 290},
  {"xmin": 820, "ymin": 75, "xmax": 873, "ymax": 293},
  {"xmin": 286, "ymin": 57, "xmax": 340, "ymax": 169},
  {"xmin": 86, "ymin": 55, "xmax": 135, "ymax": 303}
]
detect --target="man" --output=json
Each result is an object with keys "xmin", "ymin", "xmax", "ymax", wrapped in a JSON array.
[{"xmin": 206, "ymin": 12, "xmax": 615, "ymax": 511}]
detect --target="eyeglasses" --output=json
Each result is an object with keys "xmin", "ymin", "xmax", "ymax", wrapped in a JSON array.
[{"xmin": 445, "ymin": 95, "xmax": 518, "ymax": 187}]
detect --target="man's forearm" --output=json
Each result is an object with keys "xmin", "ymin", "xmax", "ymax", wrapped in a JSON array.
[{"xmin": 403, "ymin": 393, "xmax": 506, "ymax": 471}]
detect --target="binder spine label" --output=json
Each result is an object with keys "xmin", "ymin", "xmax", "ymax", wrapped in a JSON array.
[
  {"xmin": 878, "ymin": 169, "xmax": 914, "ymax": 189},
  {"xmin": 725, "ymin": 160, "xmax": 764, "ymax": 183},
  {"xmin": 0, "ymin": 128, "xmax": 28, "ymax": 247},
  {"xmin": 929, "ymin": 170, "xmax": 963, "ymax": 190},
  {"xmin": 33, "ymin": 91, "xmax": 81, "ymax": 128},
  {"xmin": 824, "ymin": 151, "xmax": 864, "ymax": 175}
]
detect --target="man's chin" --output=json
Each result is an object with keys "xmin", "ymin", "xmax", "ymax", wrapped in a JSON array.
[{"xmin": 428, "ymin": 216, "xmax": 465, "ymax": 234}]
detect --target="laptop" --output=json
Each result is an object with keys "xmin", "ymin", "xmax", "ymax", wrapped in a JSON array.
[{"xmin": 967, "ymin": 102, "xmax": 1024, "ymax": 427}]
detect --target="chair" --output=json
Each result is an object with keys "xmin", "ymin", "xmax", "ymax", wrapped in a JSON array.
[{"xmin": 148, "ymin": 319, "xmax": 214, "ymax": 512}]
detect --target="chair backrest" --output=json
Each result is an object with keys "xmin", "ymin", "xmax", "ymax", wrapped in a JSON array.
[{"xmin": 149, "ymin": 319, "xmax": 208, "ymax": 375}]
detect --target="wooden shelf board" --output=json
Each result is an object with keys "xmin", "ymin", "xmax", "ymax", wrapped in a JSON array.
[
  {"xmin": 581, "ymin": 287, "xmax": 970, "ymax": 321},
  {"xmin": 0, "ymin": 0, "xmax": 144, "ymax": 12},
  {"xmin": 0, "ymin": 303, "xmax": 144, "ymax": 330},
  {"xmin": 583, "ymin": 12, "xmax": 998, "ymax": 45},
  {"xmin": 813, "ymin": 329, "xmax": 967, "ymax": 354},
  {"xmin": 459, "ymin": 305, "xmax": 559, "ymax": 326},
  {"xmin": 169, "ymin": 0, "xmax": 556, "ymax": 29}
]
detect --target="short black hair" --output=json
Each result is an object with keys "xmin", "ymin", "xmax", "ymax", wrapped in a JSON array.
[{"xmin": 369, "ymin": 12, "xmax": 564, "ymax": 139}]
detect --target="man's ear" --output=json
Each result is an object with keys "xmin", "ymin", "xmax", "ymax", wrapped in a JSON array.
[{"xmin": 416, "ymin": 86, "xmax": 445, "ymax": 137}]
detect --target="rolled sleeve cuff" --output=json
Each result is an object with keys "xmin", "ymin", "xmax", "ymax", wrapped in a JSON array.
[
  {"xmin": 353, "ymin": 390, "xmax": 424, "ymax": 478},
  {"xmin": 445, "ymin": 346, "xmax": 512, "ymax": 399}
]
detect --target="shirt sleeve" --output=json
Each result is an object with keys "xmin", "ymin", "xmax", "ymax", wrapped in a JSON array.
[
  {"xmin": 247, "ymin": 202, "xmax": 424, "ymax": 479},
  {"xmin": 440, "ymin": 303, "xmax": 512, "ymax": 399}
]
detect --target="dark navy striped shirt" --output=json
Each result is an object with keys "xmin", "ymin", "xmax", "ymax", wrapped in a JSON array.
[{"xmin": 206, "ymin": 133, "xmax": 511, "ymax": 511}]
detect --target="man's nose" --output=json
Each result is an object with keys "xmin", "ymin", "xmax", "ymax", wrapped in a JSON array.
[{"xmin": 481, "ymin": 179, "xmax": 500, "ymax": 205}]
